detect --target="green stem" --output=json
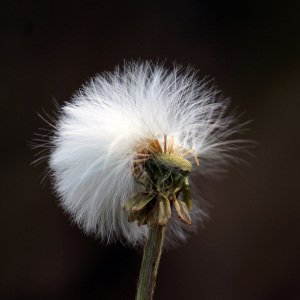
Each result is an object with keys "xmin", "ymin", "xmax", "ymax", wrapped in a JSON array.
[{"xmin": 136, "ymin": 224, "xmax": 166, "ymax": 300}]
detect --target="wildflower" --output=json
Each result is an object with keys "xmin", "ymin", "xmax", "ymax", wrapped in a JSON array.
[{"xmin": 44, "ymin": 61, "xmax": 249, "ymax": 247}]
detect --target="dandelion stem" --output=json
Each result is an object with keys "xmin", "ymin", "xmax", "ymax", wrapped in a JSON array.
[{"xmin": 136, "ymin": 224, "xmax": 166, "ymax": 300}]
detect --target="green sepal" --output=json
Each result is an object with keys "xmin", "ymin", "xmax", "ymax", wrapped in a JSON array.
[
  {"xmin": 184, "ymin": 177, "xmax": 189, "ymax": 186},
  {"xmin": 174, "ymin": 176, "xmax": 185, "ymax": 194},
  {"xmin": 137, "ymin": 208, "xmax": 152, "ymax": 226},
  {"xmin": 173, "ymin": 173, "xmax": 182, "ymax": 182},
  {"xmin": 156, "ymin": 171, "xmax": 172, "ymax": 193},
  {"xmin": 141, "ymin": 210, "xmax": 154, "ymax": 225},
  {"xmin": 123, "ymin": 193, "xmax": 145, "ymax": 211},
  {"xmin": 158, "ymin": 194, "xmax": 171, "ymax": 226},
  {"xmin": 160, "ymin": 173, "xmax": 174, "ymax": 191},
  {"xmin": 182, "ymin": 185, "xmax": 192, "ymax": 210},
  {"xmin": 164, "ymin": 175, "xmax": 183, "ymax": 196},
  {"xmin": 132, "ymin": 191, "xmax": 156, "ymax": 213},
  {"xmin": 158, "ymin": 170, "xmax": 172, "ymax": 185},
  {"xmin": 172, "ymin": 197, "xmax": 192, "ymax": 227}
]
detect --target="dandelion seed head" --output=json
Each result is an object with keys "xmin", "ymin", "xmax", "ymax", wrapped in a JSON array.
[{"xmin": 36, "ymin": 61, "xmax": 251, "ymax": 247}]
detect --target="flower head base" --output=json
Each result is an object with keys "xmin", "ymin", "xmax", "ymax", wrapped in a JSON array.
[
  {"xmin": 43, "ymin": 61, "xmax": 251, "ymax": 247},
  {"xmin": 124, "ymin": 135, "xmax": 196, "ymax": 228}
]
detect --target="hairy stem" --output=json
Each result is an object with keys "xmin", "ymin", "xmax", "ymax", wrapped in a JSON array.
[{"xmin": 136, "ymin": 224, "xmax": 166, "ymax": 300}]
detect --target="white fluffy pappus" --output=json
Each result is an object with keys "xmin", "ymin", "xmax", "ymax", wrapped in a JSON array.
[{"xmin": 38, "ymin": 61, "xmax": 251, "ymax": 247}]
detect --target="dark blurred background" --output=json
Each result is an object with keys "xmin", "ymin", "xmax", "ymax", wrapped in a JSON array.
[{"xmin": 1, "ymin": 0, "xmax": 300, "ymax": 299}]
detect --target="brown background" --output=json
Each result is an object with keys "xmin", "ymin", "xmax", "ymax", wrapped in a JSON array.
[{"xmin": 1, "ymin": 1, "xmax": 300, "ymax": 299}]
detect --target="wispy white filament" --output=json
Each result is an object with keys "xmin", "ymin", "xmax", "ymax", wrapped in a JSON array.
[{"xmin": 40, "ymin": 61, "xmax": 250, "ymax": 247}]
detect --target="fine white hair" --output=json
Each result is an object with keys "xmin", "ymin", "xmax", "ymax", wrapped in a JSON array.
[{"xmin": 37, "ymin": 61, "xmax": 250, "ymax": 247}]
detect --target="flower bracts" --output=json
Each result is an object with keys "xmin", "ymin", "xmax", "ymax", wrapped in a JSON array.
[{"xmin": 123, "ymin": 136, "xmax": 194, "ymax": 228}]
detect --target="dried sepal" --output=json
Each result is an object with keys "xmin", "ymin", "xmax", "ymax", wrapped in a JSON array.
[{"xmin": 172, "ymin": 196, "xmax": 192, "ymax": 227}]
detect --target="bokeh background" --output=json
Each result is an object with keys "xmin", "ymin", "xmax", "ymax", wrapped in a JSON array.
[{"xmin": 1, "ymin": 1, "xmax": 300, "ymax": 299}]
